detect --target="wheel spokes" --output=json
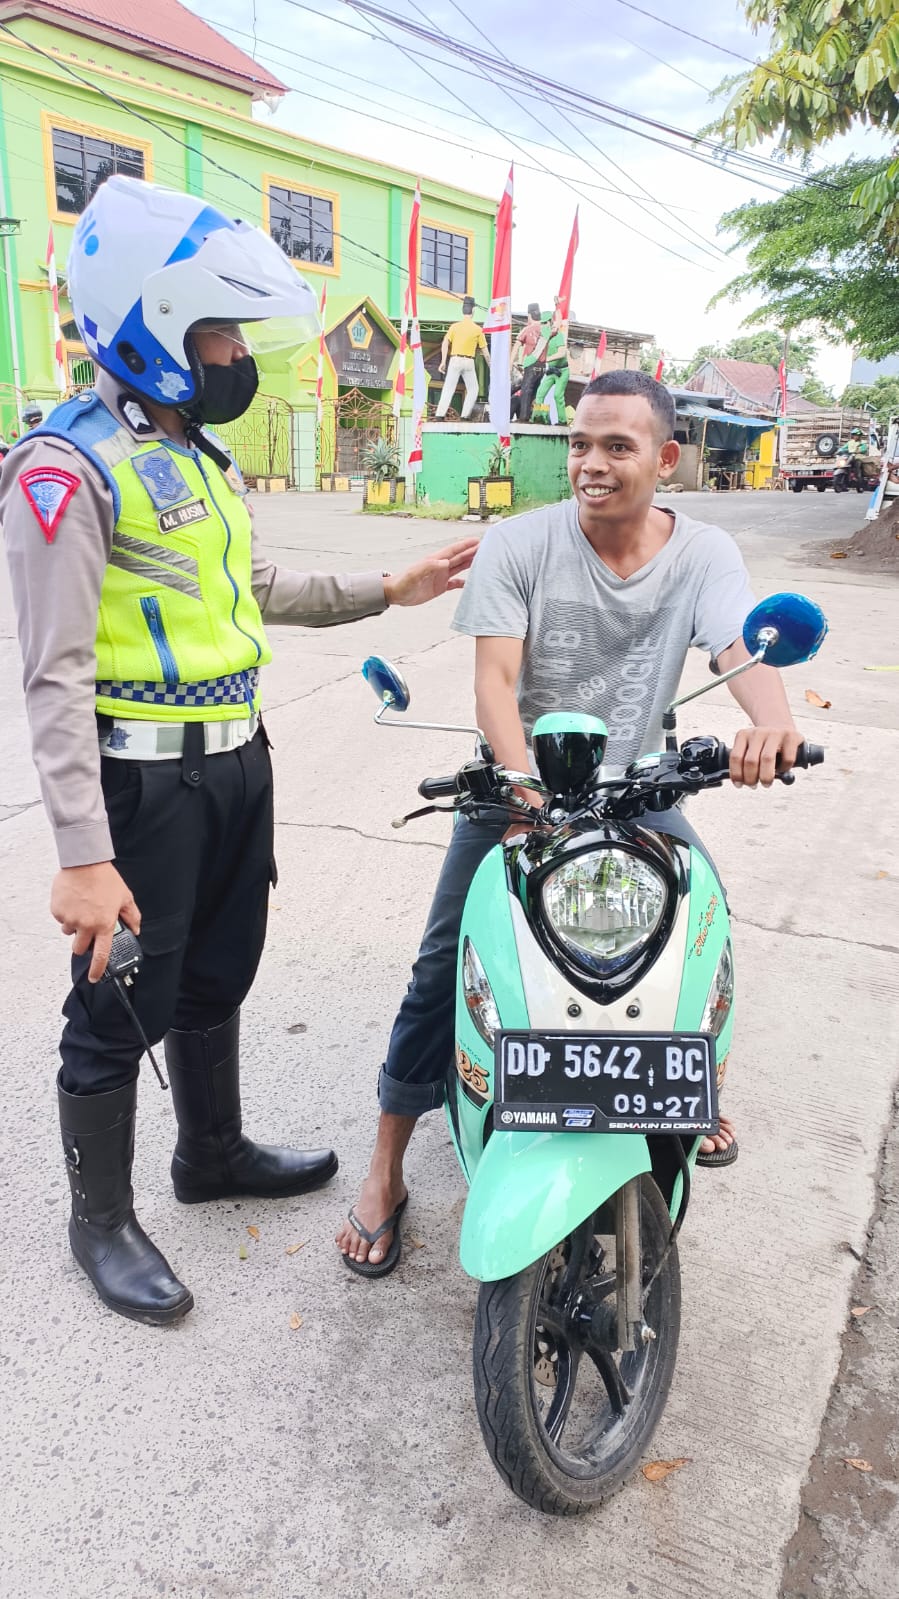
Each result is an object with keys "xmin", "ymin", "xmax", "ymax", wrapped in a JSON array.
[
  {"xmin": 583, "ymin": 1340, "xmax": 633, "ymax": 1416},
  {"xmin": 542, "ymin": 1347, "xmax": 580, "ymax": 1443}
]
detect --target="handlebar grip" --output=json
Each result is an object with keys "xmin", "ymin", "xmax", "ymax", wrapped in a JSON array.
[
  {"xmin": 418, "ymin": 774, "xmax": 461, "ymax": 801},
  {"xmin": 792, "ymin": 742, "xmax": 825, "ymax": 769}
]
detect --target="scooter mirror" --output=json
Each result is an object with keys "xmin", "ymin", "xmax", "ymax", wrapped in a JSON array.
[
  {"xmin": 742, "ymin": 593, "xmax": 828, "ymax": 668},
  {"xmin": 362, "ymin": 656, "xmax": 411, "ymax": 712}
]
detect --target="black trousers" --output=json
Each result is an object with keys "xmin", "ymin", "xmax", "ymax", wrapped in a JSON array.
[
  {"xmin": 60, "ymin": 729, "xmax": 275, "ymax": 1095},
  {"xmin": 518, "ymin": 362, "xmax": 545, "ymax": 423}
]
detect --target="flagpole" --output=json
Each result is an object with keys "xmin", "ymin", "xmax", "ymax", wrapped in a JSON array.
[
  {"xmin": 392, "ymin": 284, "xmax": 410, "ymax": 419},
  {"xmin": 407, "ymin": 181, "xmax": 426, "ymax": 478},
  {"xmin": 47, "ymin": 226, "xmax": 66, "ymax": 397},
  {"xmin": 315, "ymin": 282, "xmax": 327, "ymax": 481},
  {"xmin": 485, "ymin": 165, "xmax": 514, "ymax": 452}
]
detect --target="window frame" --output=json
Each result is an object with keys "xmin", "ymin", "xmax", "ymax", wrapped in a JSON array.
[
  {"xmin": 42, "ymin": 112, "xmax": 153, "ymax": 224},
  {"xmin": 418, "ymin": 217, "xmax": 474, "ymax": 301},
  {"xmin": 263, "ymin": 175, "xmax": 341, "ymax": 277}
]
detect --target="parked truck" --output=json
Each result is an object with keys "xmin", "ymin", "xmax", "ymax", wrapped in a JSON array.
[{"xmin": 778, "ymin": 408, "xmax": 879, "ymax": 493}]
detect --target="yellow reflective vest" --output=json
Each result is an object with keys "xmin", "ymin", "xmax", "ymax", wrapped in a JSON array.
[{"xmin": 40, "ymin": 391, "xmax": 271, "ymax": 723}]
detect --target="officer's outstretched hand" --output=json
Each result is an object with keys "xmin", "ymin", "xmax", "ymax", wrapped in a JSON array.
[
  {"xmin": 51, "ymin": 863, "xmax": 142, "ymax": 984},
  {"xmin": 383, "ymin": 537, "xmax": 480, "ymax": 607}
]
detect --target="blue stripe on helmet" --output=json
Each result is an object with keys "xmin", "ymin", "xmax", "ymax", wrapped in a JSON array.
[{"xmin": 165, "ymin": 205, "xmax": 234, "ymax": 267}]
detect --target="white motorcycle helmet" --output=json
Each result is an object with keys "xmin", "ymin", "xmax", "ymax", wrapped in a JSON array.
[{"xmin": 67, "ymin": 175, "xmax": 320, "ymax": 407}]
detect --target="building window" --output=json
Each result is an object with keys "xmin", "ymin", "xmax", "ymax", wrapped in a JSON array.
[
  {"xmin": 52, "ymin": 128, "xmax": 145, "ymax": 215},
  {"xmin": 269, "ymin": 186, "xmax": 335, "ymax": 267},
  {"xmin": 421, "ymin": 225, "xmax": 469, "ymax": 295},
  {"xmin": 67, "ymin": 353, "xmax": 96, "ymax": 391}
]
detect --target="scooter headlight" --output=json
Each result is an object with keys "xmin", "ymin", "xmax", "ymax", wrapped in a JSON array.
[
  {"xmin": 701, "ymin": 938, "xmax": 734, "ymax": 1038},
  {"xmin": 541, "ymin": 849, "xmax": 668, "ymax": 975},
  {"xmin": 462, "ymin": 938, "xmax": 500, "ymax": 1045}
]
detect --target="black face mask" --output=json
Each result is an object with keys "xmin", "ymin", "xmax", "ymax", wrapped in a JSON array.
[{"xmin": 192, "ymin": 355, "xmax": 259, "ymax": 424}]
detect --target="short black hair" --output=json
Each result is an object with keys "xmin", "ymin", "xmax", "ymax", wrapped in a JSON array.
[
  {"xmin": 462, "ymin": 296, "xmax": 475, "ymax": 315},
  {"xmin": 580, "ymin": 368, "xmax": 675, "ymax": 442}
]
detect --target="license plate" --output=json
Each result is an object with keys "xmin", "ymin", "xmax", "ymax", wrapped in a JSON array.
[{"xmin": 494, "ymin": 1032, "xmax": 718, "ymax": 1134}]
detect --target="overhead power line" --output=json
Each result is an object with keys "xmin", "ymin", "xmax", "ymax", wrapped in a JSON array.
[
  {"xmin": 344, "ymin": 0, "xmax": 714, "ymax": 267},
  {"xmin": 608, "ymin": 0, "xmax": 842, "ymax": 110},
  {"xmin": 435, "ymin": 0, "xmax": 730, "ymax": 261},
  {"xmin": 336, "ymin": 0, "xmax": 837, "ymax": 188},
  {"xmin": 192, "ymin": 12, "xmax": 718, "ymax": 213}
]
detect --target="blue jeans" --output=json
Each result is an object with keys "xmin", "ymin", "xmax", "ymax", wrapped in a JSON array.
[{"xmin": 377, "ymin": 806, "xmax": 714, "ymax": 1118}]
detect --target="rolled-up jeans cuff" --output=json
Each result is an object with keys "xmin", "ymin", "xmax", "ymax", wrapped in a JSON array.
[{"xmin": 377, "ymin": 1066, "xmax": 446, "ymax": 1117}]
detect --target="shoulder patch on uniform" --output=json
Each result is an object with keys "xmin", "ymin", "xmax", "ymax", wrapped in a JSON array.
[
  {"xmin": 19, "ymin": 467, "xmax": 81, "ymax": 543},
  {"xmin": 132, "ymin": 448, "xmax": 190, "ymax": 510}
]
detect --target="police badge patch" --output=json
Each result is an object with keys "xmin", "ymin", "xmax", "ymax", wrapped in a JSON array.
[
  {"xmin": 132, "ymin": 449, "xmax": 191, "ymax": 510},
  {"xmin": 20, "ymin": 467, "xmax": 81, "ymax": 543}
]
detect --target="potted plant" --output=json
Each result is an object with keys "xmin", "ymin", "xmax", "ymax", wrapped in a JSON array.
[
  {"xmin": 362, "ymin": 438, "xmax": 406, "ymax": 507},
  {"xmin": 468, "ymin": 440, "xmax": 514, "ymax": 515}
]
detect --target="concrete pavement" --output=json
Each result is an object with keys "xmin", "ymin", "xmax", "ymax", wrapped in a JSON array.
[{"xmin": 1, "ymin": 489, "xmax": 897, "ymax": 1598}]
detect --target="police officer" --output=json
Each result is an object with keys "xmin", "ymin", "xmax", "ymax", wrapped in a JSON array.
[
  {"xmin": 21, "ymin": 401, "xmax": 44, "ymax": 430},
  {"xmin": 0, "ymin": 175, "xmax": 477, "ymax": 1326}
]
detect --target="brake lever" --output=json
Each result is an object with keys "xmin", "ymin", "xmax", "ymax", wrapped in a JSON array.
[{"xmin": 391, "ymin": 802, "xmax": 459, "ymax": 828}]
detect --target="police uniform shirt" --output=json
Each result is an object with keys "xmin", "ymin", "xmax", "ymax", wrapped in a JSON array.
[{"xmin": 0, "ymin": 370, "xmax": 388, "ymax": 869}]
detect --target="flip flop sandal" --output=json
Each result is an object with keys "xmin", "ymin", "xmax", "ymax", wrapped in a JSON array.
[
  {"xmin": 696, "ymin": 1137, "xmax": 739, "ymax": 1169},
  {"xmin": 341, "ymin": 1195, "xmax": 409, "ymax": 1279}
]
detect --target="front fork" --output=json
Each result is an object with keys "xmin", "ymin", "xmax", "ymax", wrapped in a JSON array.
[{"xmin": 616, "ymin": 1178, "xmax": 658, "ymax": 1353}]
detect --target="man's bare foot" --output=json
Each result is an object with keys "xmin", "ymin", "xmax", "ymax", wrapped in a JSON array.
[
  {"xmin": 700, "ymin": 1113, "xmax": 736, "ymax": 1157},
  {"xmin": 336, "ymin": 1109, "xmax": 417, "ymax": 1268},
  {"xmin": 336, "ymin": 1167, "xmax": 408, "ymax": 1266}
]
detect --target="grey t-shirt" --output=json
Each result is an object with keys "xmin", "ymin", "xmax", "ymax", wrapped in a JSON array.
[{"xmin": 452, "ymin": 498, "xmax": 755, "ymax": 772}]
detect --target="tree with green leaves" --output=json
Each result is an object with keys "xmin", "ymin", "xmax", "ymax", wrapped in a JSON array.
[
  {"xmin": 723, "ymin": 330, "xmax": 817, "ymax": 370},
  {"xmin": 708, "ymin": 1, "xmax": 899, "ymax": 231},
  {"xmin": 841, "ymin": 375, "xmax": 899, "ymax": 424},
  {"xmin": 712, "ymin": 159, "xmax": 899, "ymax": 357}
]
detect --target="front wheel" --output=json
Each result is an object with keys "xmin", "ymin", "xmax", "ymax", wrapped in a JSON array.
[{"xmin": 472, "ymin": 1175, "xmax": 680, "ymax": 1515}]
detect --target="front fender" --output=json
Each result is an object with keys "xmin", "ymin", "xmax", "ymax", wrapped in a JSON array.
[{"xmin": 459, "ymin": 1128, "xmax": 652, "ymax": 1282}]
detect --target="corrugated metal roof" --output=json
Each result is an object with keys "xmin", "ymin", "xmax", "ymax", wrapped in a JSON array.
[{"xmin": 677, "ymin": 403, "xmax": 771, "ymax": 430}]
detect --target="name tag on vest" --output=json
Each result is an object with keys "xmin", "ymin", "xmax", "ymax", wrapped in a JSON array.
[{"xmin": 158, "ymin": 498, "xmax": 210, "ymax": 533}]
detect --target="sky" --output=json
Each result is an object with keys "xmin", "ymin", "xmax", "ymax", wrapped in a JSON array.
[{"xmin": 187, "ymin": 0, "xmax": 891, "ymax": 394}]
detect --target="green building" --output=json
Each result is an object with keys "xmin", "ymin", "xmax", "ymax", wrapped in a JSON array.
[{"xmin": 0, "ymin": 0, "xmax": 496, "ymax": 482}]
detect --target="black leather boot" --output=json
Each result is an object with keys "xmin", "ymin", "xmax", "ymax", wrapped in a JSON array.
[
  {"xmin": 165, "ymin": 1012, "xmax": 338, "ymax": 1203},
  {"xmin": 58, "ymin": 1076, "xmax": 194, "ymax": 1326}
]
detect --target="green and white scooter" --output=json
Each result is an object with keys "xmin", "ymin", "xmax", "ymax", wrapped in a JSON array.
[{"xmin": 362, "ymin": 592, "xmax": 827, "ymax": 1516}]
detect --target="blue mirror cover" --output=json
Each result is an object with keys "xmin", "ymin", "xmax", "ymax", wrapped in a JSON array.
[
  {"xmin": 362, "ymin": 656, "xmax": 411, "ymax": 711},
  {"xmin": 743, "ymin": 593, "xmax": 828, "ymax": 668}
]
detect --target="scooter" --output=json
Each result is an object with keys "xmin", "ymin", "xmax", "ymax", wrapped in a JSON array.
[
  {"xmin": 362, "ymin": 592, "xmax": 827, "ymax": 1515},
  {"xmin": 833, "ymin": 451, "xmax": 874, "ymax": 493}
]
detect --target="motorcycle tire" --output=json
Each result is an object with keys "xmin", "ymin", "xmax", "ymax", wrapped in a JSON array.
[
  {"xmin": 472, "ymin": 1175, "xmax": 680, "ymax": 1516},
  {"xmin": 833, "ymin": 479, "xmax": 848, "ymax": 493}
]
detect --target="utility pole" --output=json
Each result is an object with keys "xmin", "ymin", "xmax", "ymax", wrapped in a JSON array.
[{"xmin": 778, "ymin": 328, "xmax": 790, "ymax": 473}]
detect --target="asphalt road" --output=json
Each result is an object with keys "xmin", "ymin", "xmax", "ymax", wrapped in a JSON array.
[{"xmin": 1, "ymin": 488, "xmax": 896, "ymax": 1599}]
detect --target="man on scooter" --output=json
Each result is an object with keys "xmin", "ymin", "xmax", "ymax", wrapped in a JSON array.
[{"xmin": 337, "ymin": 369, "xmax": 805, "ymax": 1276}]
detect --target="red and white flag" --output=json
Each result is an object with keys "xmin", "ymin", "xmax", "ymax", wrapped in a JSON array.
[
  {"xmin": 407, "ymin": 182, "xmax": 427, "ymax": 474},
  {"xmin": 392, "ymin": 285, "xmax": 410, "ymax": 419},
  {"xmin": 315, "ymin": 282, "xmax": 327, "ymax": 425},
  {"xmin": 591, "ymin": 329, "xmax": 607, "ymax": 379},
  {"xmin": 408, "ymin": 180, "xmax": 421, "ymax": 320},
  {"xmin": 654, "ymin": 356, "xmax": 665, "ymax": 382},
  {"xmin": 47, "ymin": 226, "xmax": 65, "ymax": 396},
  {"xmin": 778, "ymin": 357, "xmax": 788, "ymax": 415},
  {"xmin": 556, "ymin": 209, "xmax": 579, "ymax": 327},
  {"xmin": 483, "ymin": 166, "xmax": 513, "ymax": 449}
]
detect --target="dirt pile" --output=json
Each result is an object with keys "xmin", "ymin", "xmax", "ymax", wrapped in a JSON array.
[{"xmin": 814, "ymin": 496, "xmax": 899, "ymax": 571}]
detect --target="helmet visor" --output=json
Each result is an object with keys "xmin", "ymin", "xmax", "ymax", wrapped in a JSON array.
[{"xmin": 191, "ymin": 313, "xmax": 320, "ymax": 361}]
